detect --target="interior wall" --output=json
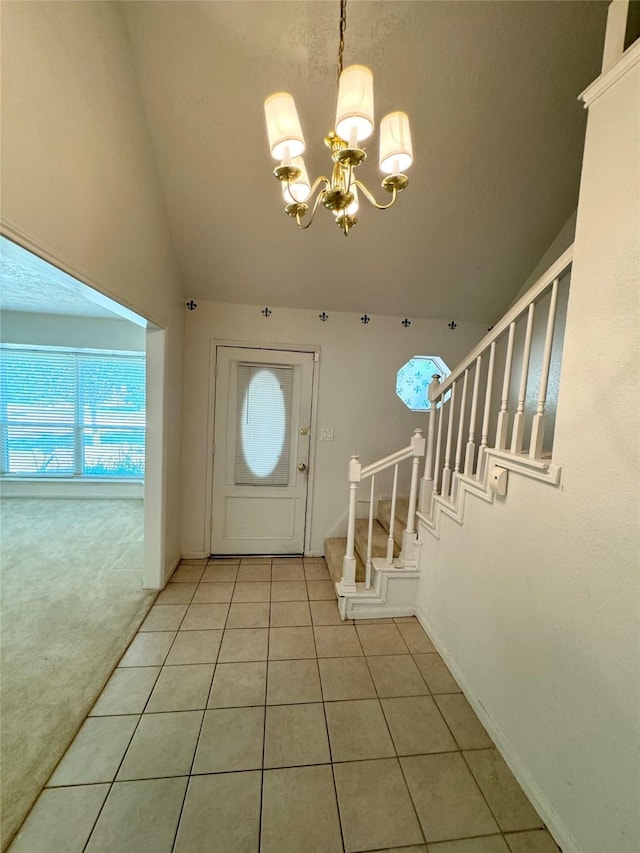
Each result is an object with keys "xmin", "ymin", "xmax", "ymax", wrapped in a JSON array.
[
  {"xmin": 0, "ymin": 311, "xmax": 146, "ymax": 352},
  {"xmin": 507, "ymin": 210, "xmax": 577, "ymax": 307},
  {"xmin": 0, "ymin": 1, "xmax": 185, "ymax": 579},
  {"xmin": 0, "ymin": 310, "xmax": 146, "ymax": 499},
  {"xmin": 416, "ymin": 50, "xmax": 640, "ymax": 853},
  {"xmin": 181, "ymin": 300, "xmax": 487, "ymax": 556}
]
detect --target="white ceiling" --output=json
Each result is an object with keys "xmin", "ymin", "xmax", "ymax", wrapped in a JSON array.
[
  {"xmin": 0, "ymin": 237, "xmax": 146, "ymax": 323},
  {"xmin": 123, "ymin": 0, "xmax": 607, "ymax": 323}
]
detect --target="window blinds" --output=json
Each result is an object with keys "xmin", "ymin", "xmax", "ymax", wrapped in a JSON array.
[
  {"xmin": 234, "ymin": 364, "xmax": 293, "ymax": 486},
  {"xmin": 0, "ymin": 345, "xmax": 145, "ymax": 478}
]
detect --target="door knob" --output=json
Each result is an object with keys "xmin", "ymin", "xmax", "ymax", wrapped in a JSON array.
[{"xmin": 298, "ymin": 463, "xmax": 307, "ymax": 472}]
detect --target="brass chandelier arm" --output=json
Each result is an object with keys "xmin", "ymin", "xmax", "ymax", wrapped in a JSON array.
[
  {"xmin": 354, "ymin": 179, "xmax": 398, "ymax": 210},
  {"xmin": 287, "ymin": 174, "xmax": 331, "ymax": 201},
  {"xmin": 296, "ymin": 185, "xmax": 329, "ymax": 229}
]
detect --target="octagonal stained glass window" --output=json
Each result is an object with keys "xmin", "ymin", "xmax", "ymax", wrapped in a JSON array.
[{"xmin": 396, "ymin": 355, "xmax": 451, "ymax": 411}]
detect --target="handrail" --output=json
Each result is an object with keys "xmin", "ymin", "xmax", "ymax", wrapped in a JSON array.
[
  {"xmin": 430, "ymin": 244, "xmax": 574, "ymax": 401},
  {"xmin": 338, "ymin": 428, "xmax": 425, "ymax": 598},
  {"xmin": 419, "ymin": 245, "xmax": 574, "ymax": 517},
  {"xmin": 361, "ymin": 444, "xmax": 414, "ymax": 480}
]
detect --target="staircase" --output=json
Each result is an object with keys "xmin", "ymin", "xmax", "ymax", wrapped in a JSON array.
[
  {"xmin": 325, "ymin": 495, "xmax": 420, "ymax": 620},
  {"xmin": 325, "ymin": 499, "xmax": 407, "ymax": 586},
  {"xmin": 324, "ymin": 246, "xmax": 573, "ymax": 621}
]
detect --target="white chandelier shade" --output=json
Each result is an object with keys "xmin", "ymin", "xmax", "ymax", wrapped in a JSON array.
[
  {"xmin": 335, "ymin": 64, "xmax": 375, "ymax": 144},
  {"xmin": 264, "ymin": 92, "xmax": 306, "ymax": 160},
  {"xmin": 345, "ymin": 179, "xmax": 359, "ymax": 216},
  {"xmin": 281, "ymin": 156, "xmax": 311, "ymax": 203},
  {"xmin": 379, "ymin": 111, "xmax": 413, "ymax": 174},
  {"xmin": 263, "ymin": 0, "xmax": 412, "ymax": 235}
]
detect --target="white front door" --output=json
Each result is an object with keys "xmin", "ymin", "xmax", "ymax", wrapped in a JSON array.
[{"xmin": 211, "ymin": 346, "xmax": 314, "ymax": 555}]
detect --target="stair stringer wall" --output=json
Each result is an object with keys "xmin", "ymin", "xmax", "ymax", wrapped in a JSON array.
[
  {"xmin": 413, "ymin": 604, "xmax": 581, "ymax": 853},
  {"xmin": 417, "ymin": 448, "xmax": 562, "ymax": 538},
  {"xmin": 414, "ymin": 459, "xmax": 570, "ymax": 853},
  {"xmin": 340, "ymin": 562, "xmax": 421, "ymax": 620}
]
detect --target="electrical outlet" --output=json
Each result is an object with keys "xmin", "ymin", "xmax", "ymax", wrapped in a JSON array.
[{"xmin": 320, "ymin": 428, "xmax": 334, "ymax": 441}]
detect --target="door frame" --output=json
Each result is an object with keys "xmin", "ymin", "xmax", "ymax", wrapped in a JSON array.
[
  {"xmin": 205, "ymin": 338, "xmax": 320, "ymax": 557},
  {"xmin": 0, "ymin": 222, "xmax": 165, "ymax": 589}
]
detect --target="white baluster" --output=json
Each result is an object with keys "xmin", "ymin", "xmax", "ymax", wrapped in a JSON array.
[
  {"xmin": 530, "ymin": 279, "xmax": 559, "ymax": 459},
  {"xmin": 401, "ymin": 428, "xmax": 425, "ymax": 567},
  {"xmin": 465, "ymin": 356, "xmax": 482, "ymax": 475},
  {"xmin": 477, "ymin": 341, "xmax": 496, "ymax": 479},
  {"xmin": 441, "ymin": 382, "xmax": 456, "ymax": 500},
  {"xmin": 453, "ymin": 369, "xmax": 469, "ymax": 501},
  {"xmin": 365, "ymin": 475, "xmax": 375, "ymax": 589},
  {"xmin": 339, "ymin": 454, "xmax": 361, "ymax": 594},
  {"xmin": 420, "ymin": 374, "xmax": 441, "ymax": 511},
  {"xmin": 511, "ymin": 303, "xmax": 535, "ymax": 454},
  {"xmin": 406, "ymin": 428, "xmax": 425, "ymax": 536},
  {"xmin": 387, "ymin": 464, "xmax": 398, "ymax": 565},
  {"xmin": 496, "ymin": 322, "xmax": 516, "ymax": 449},
  {"xmin": 432, "ymin": 393, "xmax": 445, "ymax": 509}
]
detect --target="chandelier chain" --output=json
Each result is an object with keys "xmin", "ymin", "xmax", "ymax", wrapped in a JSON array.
[
  {"xmin": 264, "ymin": 0, "xmax": 411, "ymax": 235},
  {"xmin": 337, "ymin": 0, "xmax": 347, "ymax": 86}
]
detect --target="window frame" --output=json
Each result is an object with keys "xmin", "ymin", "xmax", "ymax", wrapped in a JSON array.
[{"xmin": 0, "ymin": 343, "xmax": 146, "ymax": 480}]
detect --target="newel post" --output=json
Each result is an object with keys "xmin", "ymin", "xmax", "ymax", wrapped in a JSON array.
[
  {"xmin": 338, "ymin": 454, "xmax": 361, "ymax": 595},
  {"xmin": 402, "ymin": 427, "xmax": 425, "ymax": 567},
  {"xmin": 419, "ymin": 374, "xmax": 441, "ymax": 513}
]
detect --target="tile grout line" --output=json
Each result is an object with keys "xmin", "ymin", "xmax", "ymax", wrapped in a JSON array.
[
  {"xmin": 48, "ymin": 562, "xmax": 503, "ymax": 853},
  {"xmin": 82, "ymin": 565, "xmax": 208, "ymax": 851},
  {"xmin": 46, "ymin": 740, "xmax": 511, "ymax": 792},
  {"xmin": 36, "ymin": 577, "xmax": 166, "ymax": 848},
  {"xmin": 77, "ymin": 578, "xmax": 186, "ymax": 852},
  {"xmin": 168, "ymin": 558, "xmax": 236, "ymax": 853},
  {"xmin": 458, "ymin": 746, "xmax": 513, "ymax": 842},
  {"xmin": 315, "ymin": 599, "xmax": 347, "ymax": 853},
  {"xmin": 358, "ymin": 632, "xmax": 430, "ymax": 851},
  {"xmin": 82, "ymin": 631, "xmax": 178, "ymax": 851},
  {"xmin": 258, "ymin": 561, "xmax": 273, "ymax": 853}
]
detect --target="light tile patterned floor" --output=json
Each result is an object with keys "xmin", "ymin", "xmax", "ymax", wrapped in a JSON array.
[{"xmin": 9, "ymin": 557, "xmax": 561, "ymax": 853}]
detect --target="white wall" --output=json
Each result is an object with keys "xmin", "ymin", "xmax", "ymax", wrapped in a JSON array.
[
  {"xmin": 0, "ymin": 311, "xmax": 146, "ymax": 352},
  {"xmin": 417, "ymin": 46, "xmax": 640, "ymax": 853},
  {"xmin": 181, "ymin": 301, "xmax": 486, "ymax": 556},
  {"xmin": 0, "ymin": 1, "xmax": 185, "ymax": 581},
  {"xmin": 0, "ymin": 310, "xmax": 146, "ymax": 499},
  {"xmin": 508, "ymin": 210, "xmax": 577, "ymax": 306}
]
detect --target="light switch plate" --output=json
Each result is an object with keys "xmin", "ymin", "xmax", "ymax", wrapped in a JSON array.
[{"xmin": 320, "ymin": 428, "xmax": 334, "ymax": 441}]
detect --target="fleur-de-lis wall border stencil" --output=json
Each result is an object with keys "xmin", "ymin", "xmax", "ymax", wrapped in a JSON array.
[
  {"xmin": 319, "ymin": 312, "xmax": 329, "ymax": 322},
  {"xmin": 361, "ymin": 314, "xmax": 371, "ymax": 325},
  {"xmin": 185, "ymin": 300, "xmax": 197, "ymax": 311},
  {"xmin": 448, "ymin": 320, "xmax": 457, "ymax": 330},
  {"xmin": 261, "ymin": 307, "xmax": 272, "ymax": 318},
  {"xmin": 402, "ymin": 318, "xmax": 411, "ymax": 328}
]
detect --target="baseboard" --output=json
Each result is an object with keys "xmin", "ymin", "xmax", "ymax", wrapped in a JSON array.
[
  {"xmin": 0, "ymin": 479, "xmax": 144, "ymax": 499},
  {"xmin": 161, "ymin": 554, "xmax": 182, "ymax": 588},
  {"xmin": 182, "ymin": 550, "xmax": 327, "ymax": 559},
  {"xmin": 415, "ymin": 606, "xmax": 580, "ymax": 853},
  {"xmin": 348, "ymin": 604, "xmax": 416, "ymax": 619}
]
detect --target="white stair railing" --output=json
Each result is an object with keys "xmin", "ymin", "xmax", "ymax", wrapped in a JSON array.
[
  {"xmin": 420, "ymin": 245, "xmax": 573, "ymax": 513},
  {"xmin": 338, "ymin": 428, "xmax": 425, "ymax": 593}
]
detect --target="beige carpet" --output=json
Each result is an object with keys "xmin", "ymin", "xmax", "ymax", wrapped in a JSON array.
[{"xmin": 0, "ymin": 498, "xmax": 156, "ymax": 851}]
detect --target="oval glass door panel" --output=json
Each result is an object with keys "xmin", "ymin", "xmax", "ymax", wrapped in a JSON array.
[{"xmin": 235, "ymin": 364, "xmax": 293, "ymax": 486}]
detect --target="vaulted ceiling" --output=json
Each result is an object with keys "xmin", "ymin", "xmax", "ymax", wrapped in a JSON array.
[{"xmin": 122, "ymin": 1, "xmax": 607, "ymax": 323}]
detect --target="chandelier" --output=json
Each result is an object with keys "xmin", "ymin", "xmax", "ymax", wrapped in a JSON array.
[{"xmin": 263, "ymin": 0, "xmax": 413, "ymax": 236}]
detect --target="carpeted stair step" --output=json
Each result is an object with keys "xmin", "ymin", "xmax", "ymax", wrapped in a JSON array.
[
  {"xmin": 324, "ymin": 536, "xmax": 365, "ymax": 584},
  {"xmin": 377, "ymin": 498, "xmax": 409, "ymax": 547},
  {"xmin": 354, "ymin": 517, "xmax": 400, "ymax": 565}
]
